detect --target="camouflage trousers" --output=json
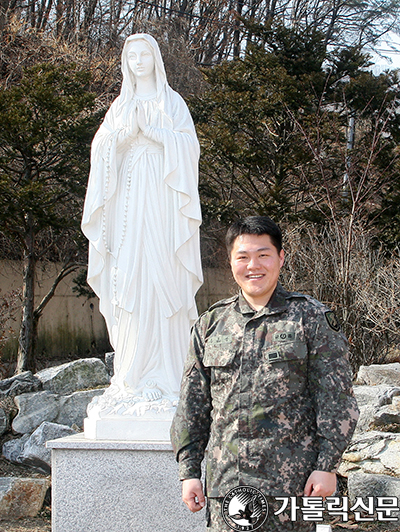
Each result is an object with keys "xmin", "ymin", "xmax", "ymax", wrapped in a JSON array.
[{"xmin": 206, "ymin": 497, "xmax": 316, "ymax": 532}]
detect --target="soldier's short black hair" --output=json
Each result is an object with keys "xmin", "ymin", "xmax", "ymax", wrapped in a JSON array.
[{"xmin": 226, "ymin": 216, "xmax": 283, "ymax": 256}]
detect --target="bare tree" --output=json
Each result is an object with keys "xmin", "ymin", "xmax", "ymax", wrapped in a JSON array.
[
  {"xmin": 3, "ymin": 0, "xmax": 400, "ymax": 65},
  {"xmin": 282, "ymin": 224, "xmax": 400, "ymax": 370}
]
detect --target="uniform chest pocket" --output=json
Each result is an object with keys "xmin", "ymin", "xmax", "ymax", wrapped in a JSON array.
[
  {"xmin": 203, "ymin": 337, "xmax": 236, "ymax": 367},
  {"xmin": 261, "ymin": 340, "xmax": 308, "ymax": 396},
  {"xmin": 203, "ymin": 337, "xmax": 239, "ymax": 394},
  {"xmin": 264, "ymin": 340, "xmax": 308, "ymax": 364}
]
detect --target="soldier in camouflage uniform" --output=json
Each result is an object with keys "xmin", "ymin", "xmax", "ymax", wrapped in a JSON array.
[{"xmin": 170, "ymin": 216, "xmax": 359, "ymax": 531}]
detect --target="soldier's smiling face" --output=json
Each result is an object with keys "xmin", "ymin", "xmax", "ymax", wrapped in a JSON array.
[{"xmin": 230, "ymin": 233, "xmax": 284, "ymax": 310}]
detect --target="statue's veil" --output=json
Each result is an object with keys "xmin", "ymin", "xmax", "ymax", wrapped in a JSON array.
[{"xmin": 117, "ymin": 33, "xmax": 167, "ymax": 114}]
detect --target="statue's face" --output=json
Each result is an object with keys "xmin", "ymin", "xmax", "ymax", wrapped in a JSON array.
[{"xmin": 127, "ymin": 40, "xmax": 155, "ymax": 80}]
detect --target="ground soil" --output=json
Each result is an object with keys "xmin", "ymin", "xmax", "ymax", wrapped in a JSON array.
[{"xmin": 0, "ymin": 512, "xmax": 51, "ymax": 532}]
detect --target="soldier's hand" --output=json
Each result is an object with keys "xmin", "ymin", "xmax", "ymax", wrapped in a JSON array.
[
  {"xmin": 303, "ymin": 470, "xmax": 337, "ymax": 498},
  {"xmin": 182, "ymin": 478, "xmax": 206, "ymax": 512}
]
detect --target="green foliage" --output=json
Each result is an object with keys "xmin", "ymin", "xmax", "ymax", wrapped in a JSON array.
[
  {"xmin": 0, "ymin": 62, "xmax": 100, "ymax": 254},
  {"xmin": 330, "ymin": 46, "xmax": 373, "ymax": 79},
  {"xmin": 193, "ymin": 24, "xmax": 400, "ymax": 247},
  {"xmin": 0, "ymin": 60, "xmax": 102, "ymax": 372},
  {"xmin": 248, "ymin": 22, "xmax": 327, "ymax": 81},
  {"xmin": 192, "ymin": 27, "xmax": 329, "ymax": 228}
]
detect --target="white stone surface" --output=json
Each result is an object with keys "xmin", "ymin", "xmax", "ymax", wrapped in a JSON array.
[
  {"xmin": 352, "ymin": 384, "xmax": 400, "ymax": 433},
  {"xmin": 81, "ymin": 34, "xmax": 203, "ymax": 439},
  {"xmin": 84, "ymin": 414, "xmax": 173, "ymax": 441},
  {"xmin": 373, "ymin": 405, "xmax": 400, "ymax": 427},
  {"xmin": 347, "ymin": 471, "xmax": 400, "ymax": 528},
  {"xmin": 353, "ymin": 384, "xmax": 395, "ymax": 408},
  {"xmin": 356, "ymin": 363, "xmax": 400, "ymax": 386},
  {"xmin": 48, "ymin": 435, "xmax": 205, "ymax": 532},
  {"xmin": 339, "ymin": 431, "xmax": 400, "ymax": 477}
]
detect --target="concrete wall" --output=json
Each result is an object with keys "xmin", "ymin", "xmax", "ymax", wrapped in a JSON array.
[
  {"xmin": 0, "ymin": 261, "xmax": 110, "ymax": 361},
  {"xmin": 197, "ymin": 266, "xmax": 236, "ymax": 313},
  {"xmin": 0, "ymin": 261, "xmax": 235, "ymax": 362}
]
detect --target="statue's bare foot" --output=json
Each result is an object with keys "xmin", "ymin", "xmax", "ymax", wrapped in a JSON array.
[{"xmin": 143, "ymin": 380, "xmax": 162, "ymax": 401}]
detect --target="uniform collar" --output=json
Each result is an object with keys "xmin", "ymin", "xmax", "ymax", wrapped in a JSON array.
[{"xmin": 237, "ymin": 283, "xmax": 290, "ymax": 317}]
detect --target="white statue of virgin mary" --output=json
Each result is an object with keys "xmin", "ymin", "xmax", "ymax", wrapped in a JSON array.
[{"xmin": 81, "ymin": 34, "xmax": 203, "ymax": 440}]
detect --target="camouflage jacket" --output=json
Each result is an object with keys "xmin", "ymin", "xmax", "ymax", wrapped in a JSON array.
[{"xmin": 170, "ymin": 283, "xmax": 359, "ymax": 498}]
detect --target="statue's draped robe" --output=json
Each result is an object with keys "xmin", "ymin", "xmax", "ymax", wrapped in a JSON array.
[{"xmin": 82, "ymin": 35, "xmax": 202, "ymax": 399}]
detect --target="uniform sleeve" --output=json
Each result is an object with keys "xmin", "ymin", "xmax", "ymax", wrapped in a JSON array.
[
  {"xmin": 170, "ymin": 319, "xmax": 212, "ymax": 480},
  {"xmin": 306, "ymin": 306, "xmax": 359, "ymax": 472}
]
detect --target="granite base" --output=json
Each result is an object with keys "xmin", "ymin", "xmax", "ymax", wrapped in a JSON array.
[
  {"xmin": 48, "ymin": 435, "xmax": 332, "ymax": 532},
  {"xmin": 48, "ymin": 435, "xmax": 204, "ymax": 532}
]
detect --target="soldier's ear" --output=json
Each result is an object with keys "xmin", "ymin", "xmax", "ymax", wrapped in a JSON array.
[{"xmin": 279, "ymin": 249, "xmax": 284, "ymax": 268}]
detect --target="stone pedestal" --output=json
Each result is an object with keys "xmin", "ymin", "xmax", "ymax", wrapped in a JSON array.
[
  {"xmin": 48, "ymin": 435, "xmax": 332, "ymax": 532},
  {"xmin": 84, "ymin": 415, "xmax": 173, "ymax": 441},
  {"xmin": 48, "ymin": 435, "xmax": 204, "ymax": 532}
]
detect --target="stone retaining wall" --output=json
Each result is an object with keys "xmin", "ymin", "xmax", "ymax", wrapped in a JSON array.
[{"xmin": 3, "ymin": 358, "xmax": 400, "ymax": 520}]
